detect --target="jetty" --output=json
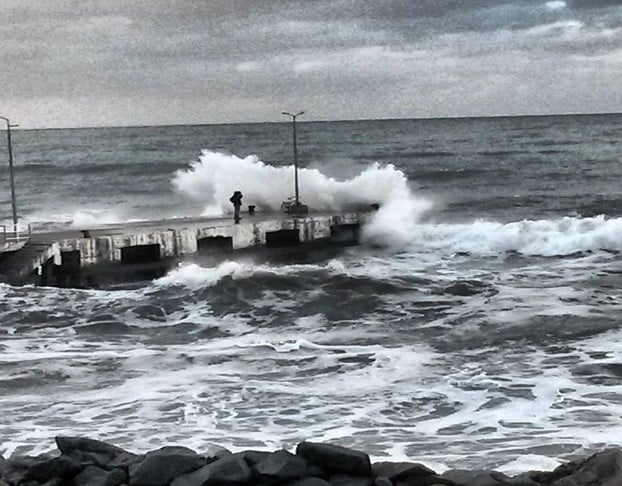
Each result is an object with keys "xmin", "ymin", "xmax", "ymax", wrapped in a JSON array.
[{"xmin": 0, "ymin": 211, "xmax": 366, "ymax": 287}]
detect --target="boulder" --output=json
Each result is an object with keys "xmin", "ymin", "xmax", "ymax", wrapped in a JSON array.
[
  {"xmin": 440, "ymin": 468, "xmax": 534, "ymax": 485},
  {"xmin": 548, "ymin": 448, "xmax": 622, "ymax": 486},
  {"xmin": 239, "ymin": 450, "xmax": 270, "ymax": 467},
  {"xmin": 328, "ymin": 474, "xmax": 374, "ymax": 485},
  {"xmin": 286, "ymin": 479, "xmax": 332, "ymax": 486},
  {"xmin": 38, "ymin": 479, "xmax": 67, "ymax": 486},
  {"xmin": 296, "ymin": 442, "xmax": 371, "ymax": 476},
  {"xmin": 67, "ymin": 449, "xmax": 141, "ymax": 471},
  {"xmin": 511, "ymin": 471, "xmax": 550, "ymax": 485},
  {"xmin": 394, "ymin": 477, "xmax": 456, "ymax": 485},
  {"xmin": 105, "ymin": 451, "xmax": 143, "ymax": 470},
  {"xmin": 255, "ymin": 450, "xmax": 308, "ymax": 483},
  {"xmin": 373, "ymin": 478, "xmax": 393, "ymax": 486},
  {"xmin": 1, "ymin": 455, "xmax": 38, "ymax": 485},
  {"xmin": 129, "ymin": 446, "xmax": 205, "ymax": 486},
  {"xmin": 55, "ymin": 437, "xmax": 129, "ymax": 458},
  {"xmin": 24, "ymin": 455, "xmax": 82, "ymax": 483},
  {"xmin": 373, "ymin": 462, "xmax": 437, "ymax": 482},
  {"xmin": 170, "ymin": 454, "xmax": 252, "ymax": 486},
  {"xmin": 204, "ymin": 445, "xmax": 232, "ymax": 461},
  {"xmin": 74, "ymin": 465, "xmax": 127, "ymax": 486}
]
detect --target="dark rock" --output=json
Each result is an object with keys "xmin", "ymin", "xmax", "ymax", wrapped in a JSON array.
[
  {"xmin": 240, "ymin": 450, "xmax": 270, "ymax": 466},
  {"xmin": 74, "ymin": 465, "xmax": 127, "ymax": 486},
  {"xmin": 129, "ymin": 446, "xmax": 205, "ymax": 486},
  {"xmin": 286, "ymin": 479, "xmax": 332, "ymax": 486},
  {"xmin": 170, "ymin": 454, "xmax": 252, "ymax": 486},
  {"xmin": 373, "ymin": 462, "xmax": 436, "ymax": 482},
  {"xmin": 204, "ymin": 445, "xmax": 232, "ymax": 460},
  {"xmin": 296, "ymin": 442, "xmax": 371, "ymax": 476},
  {"xmin": 373, "ymin": 478, "xmax": 393, "ymax": 486},
  {"xmin": 67, "ymin": 449, "xmax": 141, "ymax": 471},
  {"xmin": 307, "ymin": 463, "xmax": 329, "ymax": 479},
  {"xmin": 67, "ymin": 450, "xmax": 114, "ymax": 469},
  {"xmin": 514, "ymin": 471, "xmax": 553, "ymax": 485},
  {"xmin": 74, "ymin": 465, "xmax": 103, "ymax": 484},
  {"xmin": 106, "ymin": 451, "xmax": 143, "ymax": 470},
  {"xmin": 548, "ymin": 448, "xmax": 622, "ymax": 486},
  {"xmin": 395, "ymin": 477, "xmax": 455, "ymax": 486},
  {"xmin": 4, "ymin": 452, "xmax": 59, "ymax": 483},
  {"xmin": 329, "ymin": 473, "xmax": 374, "ymax": 485},
  {"xmin": 0, "ymin": 454, "xmax": 6, "ymax": 477},
  {"xmin": 0, "ymin": 480, "xmax": 9, "ymax": 486},
  {"xmin": 39, "ymin": 479, "xmax": 69, "ymax": 486},
  {"xmin": 441, "ymin": 468, "xmax": 532, "ymax": 485},
  {"xmin": 24, "ymin": 455, "xmax": 82, "ymax": 482},
  {"xmin": 1, "ymin": 455, "xmax": 37, "ymax": 484},
  {"xmin": 255, "ymin": 449, "xmax": 307, "ymax": 482},
  {"xmin": 507, "ymin": 472, "xmax": 542, "ymax": 485},
  {"xmin": 55, "ymin": 437, "xmax": 129, "ymax": 458}
]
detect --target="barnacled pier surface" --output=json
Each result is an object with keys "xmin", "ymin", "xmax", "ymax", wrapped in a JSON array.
[{"xmin": 0, "ymin": 437, "xmax": 620, "ymax": 486}]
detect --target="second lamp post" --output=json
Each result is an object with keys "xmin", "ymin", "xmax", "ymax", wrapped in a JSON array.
[{"xmin": 282, "ymin": 111, "xmax": 308, "ymax": 214}]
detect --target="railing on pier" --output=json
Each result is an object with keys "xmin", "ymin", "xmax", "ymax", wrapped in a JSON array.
[{"xmin": 0, "ymin": 224, "xmax": 31, "ymax": 253}]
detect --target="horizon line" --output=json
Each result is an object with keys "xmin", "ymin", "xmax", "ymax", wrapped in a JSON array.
[{"xmin": 9, "ymin": 110, "xmax": 622, "ymax": 131}]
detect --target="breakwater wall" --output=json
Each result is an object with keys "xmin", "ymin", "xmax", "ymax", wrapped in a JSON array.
[
  {"xmin": 0, "ymin": 212, "xmax": 365, "ymax": 287},
  {"xmin": 1, "ymin": 437, "xmax": 620, "ymax": 486}
]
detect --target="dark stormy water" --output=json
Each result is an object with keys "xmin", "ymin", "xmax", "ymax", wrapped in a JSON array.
[{"xmin": 1, "ymin": 114, "xmax": 622, "ymax": 473}]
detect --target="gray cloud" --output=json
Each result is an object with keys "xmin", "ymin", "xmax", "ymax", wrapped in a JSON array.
[{"xmin": 1, "ymin": 0, "xmax": 621, "ymax": 127}]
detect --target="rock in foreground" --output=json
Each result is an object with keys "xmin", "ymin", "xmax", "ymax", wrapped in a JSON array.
[{"xmin": 0, "ymin": 438, "xmax": 620, "ymax": 486}]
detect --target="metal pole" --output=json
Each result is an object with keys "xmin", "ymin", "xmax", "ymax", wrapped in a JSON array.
[
  {"xmin": 282, "ymin": 111, "xmax": 304, "ymax": 206},
  {"xmin": 1, "ymin": 116, "xmax": 18, "ymax": 232},
  {"xmin": 292, "ymin": 115, "xmax": 299, "ymax": 205}
]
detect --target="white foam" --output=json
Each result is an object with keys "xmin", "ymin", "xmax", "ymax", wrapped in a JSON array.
[
  {"xmin": 172, "ymin": 150, "xmax": 431, "ymax": 216},
  {"xmin": 154, "ymin": 261, "xmax": 250, "ymax": 288},
  {"xmin": 499, "ymin": 455, "xmax": 562, "ymax": 474},
  {"xmin": 153, "ymin": 260, "xmax": 331, "ymax": 289},
  {"xmin": 16, "ymin": 208, "xmax": 132, "ymax": 231},
  {"xmin": 385, "ymin": 215, "xmax": 622, "ymax": 256}
]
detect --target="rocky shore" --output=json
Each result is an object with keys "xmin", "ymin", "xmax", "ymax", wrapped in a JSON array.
[{"xmin": 1, "ymin": 437, "xmax": 620, "ymax": 486}]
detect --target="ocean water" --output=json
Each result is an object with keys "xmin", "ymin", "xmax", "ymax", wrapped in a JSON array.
[{"xmin": 1, "ymin": 114, "xmax": 622, "ymax": 473}]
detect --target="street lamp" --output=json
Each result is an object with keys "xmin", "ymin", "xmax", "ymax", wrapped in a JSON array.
[
  {"xmin": 0, "ymin": 116, "xmax": 18, "ymax": 232},
  {"xmin": 281, "ymin": 111, "xmax": 308, "ymax": 214}
]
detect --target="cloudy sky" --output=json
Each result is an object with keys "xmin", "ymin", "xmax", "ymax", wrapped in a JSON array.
[{"xmin": 1, "ymin": 0, "xmax": 622, "ymax": 128}]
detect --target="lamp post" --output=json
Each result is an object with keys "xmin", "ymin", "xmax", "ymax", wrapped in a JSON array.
[
  {"xmin": 282, "ymin": 111, "xmax": 304, "ymax": 208},
  {"xmin": 0, "ymin": 116, "xmax": 18, "ymax": 232}
]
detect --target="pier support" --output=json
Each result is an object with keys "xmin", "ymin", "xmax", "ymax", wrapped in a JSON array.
[
  {"xmin": 266, "ymin": 229, "xmax": 301, "ymax": 248},
  {"xmin": 120, "ymin": 244, "xmax": 161, "ymax": 264},
  {"xmin": 197, "ymin": 236, "xmax": 233, "ymax": 253}
]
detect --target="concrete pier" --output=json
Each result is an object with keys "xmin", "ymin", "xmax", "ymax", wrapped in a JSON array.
[{"xmin": 0, "ymin": 211, "xmax": 366, "ymax": 287}]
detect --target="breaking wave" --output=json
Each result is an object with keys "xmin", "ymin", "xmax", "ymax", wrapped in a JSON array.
[
  {"xmin": 172, "ymin": 150, "xmax": 433, "ymax": 217},
  {"xmin": 406, "ymin": 215, "xmax": 622, "ymax": 257}
]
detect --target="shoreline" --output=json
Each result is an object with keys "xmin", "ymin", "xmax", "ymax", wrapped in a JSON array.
[{"xmin": 1, "ymin": 437, "xmax": 620, "ymax": 486}]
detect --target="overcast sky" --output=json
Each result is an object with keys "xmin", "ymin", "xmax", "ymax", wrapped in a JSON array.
[{"xmin": 1, "ymin": 0, "xmax": 622, "ymax": 128}]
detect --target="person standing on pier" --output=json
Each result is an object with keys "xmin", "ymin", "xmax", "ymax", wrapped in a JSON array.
[{"xmin": 229, "ymin": 191, "xmax": 243, "ymax": 224}]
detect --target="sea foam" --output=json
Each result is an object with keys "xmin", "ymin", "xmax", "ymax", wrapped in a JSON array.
[
  {"xmin": 172, "ymin": 150, "xmax": 432, "ymax": 216},
  {"xmin": 404, "ymin": 215, "xmax": 622, "ymax": 256}
]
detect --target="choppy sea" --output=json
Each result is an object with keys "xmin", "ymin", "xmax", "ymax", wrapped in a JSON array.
[{"xmin": 1, "ymin": 114, "xmax": 622, "ymax": 473}]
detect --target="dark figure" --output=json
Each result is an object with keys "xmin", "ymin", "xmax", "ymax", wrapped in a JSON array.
[{"xmin": 229, "ymin": 191, "xmax": 243, "ymax": 224}]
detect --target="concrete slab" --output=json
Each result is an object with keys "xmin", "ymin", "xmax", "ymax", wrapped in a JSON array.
[{"xmin": 1, "ymin": 211, "xmax": 368, "ymax": 287}]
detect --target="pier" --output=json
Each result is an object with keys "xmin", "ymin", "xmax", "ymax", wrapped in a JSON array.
[{"xmin": 0, "ymin": 211, "xmax": 366, "ymax": 287}]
